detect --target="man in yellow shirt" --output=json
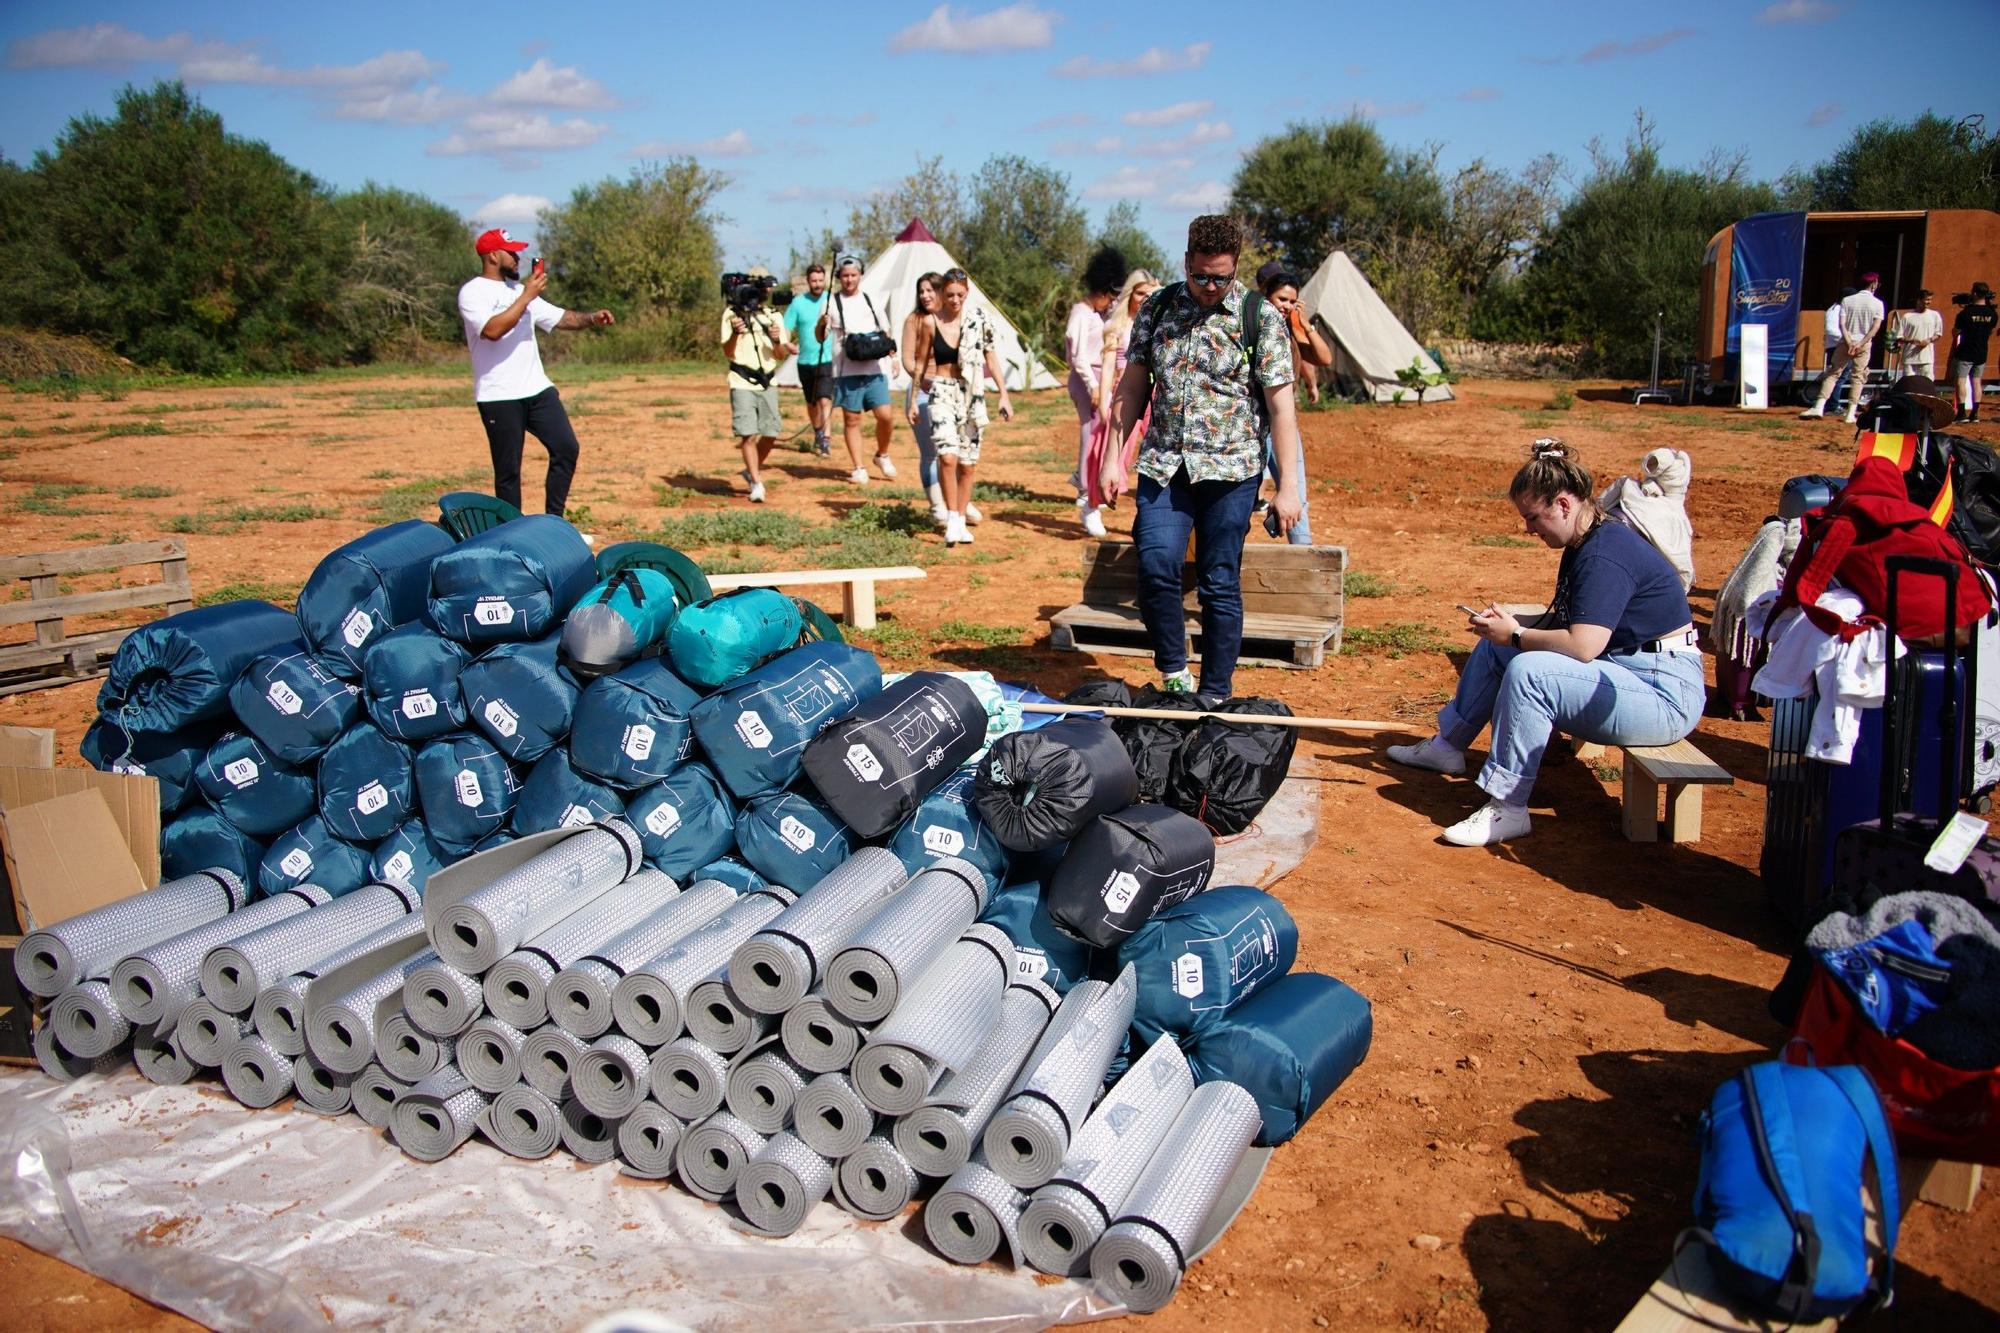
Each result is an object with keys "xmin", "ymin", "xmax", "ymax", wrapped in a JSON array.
[{"xmin": 721, "ymin": 267, "xmax": 793, "ymax": 504}]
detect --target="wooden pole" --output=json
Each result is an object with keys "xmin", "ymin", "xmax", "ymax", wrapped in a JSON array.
[{"xmin": 1019, "ymin": 702, "xmax": 1406, "ymax": 733}]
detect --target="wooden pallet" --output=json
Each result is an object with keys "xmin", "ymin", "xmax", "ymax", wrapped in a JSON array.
[
  {"xmin": 0, "ymin": 540, "xmax": 193, "ymax": 697},
  {"xmin": 1050, "ymin": 541, "xmax": 1345, "ymax": 670}
]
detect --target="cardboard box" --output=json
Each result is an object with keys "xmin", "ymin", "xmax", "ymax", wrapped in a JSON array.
[
  {"xmin": 0, "ymin": 726, "xmax": 55, "ymax": 769},
  {"xmin": 0, "ymin": 764, "xmax": 160, "ymax": 933}
]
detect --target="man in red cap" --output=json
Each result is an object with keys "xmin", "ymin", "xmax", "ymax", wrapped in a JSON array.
[
  {"xmin": 1800, "ymin": 271, "xmax": 1883, "ymax": 423},
  {"xmin": 458, "ymin": 229, "xmax": 615, "ymax": 515}
]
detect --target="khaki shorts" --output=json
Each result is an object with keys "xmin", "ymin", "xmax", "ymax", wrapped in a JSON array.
[
  {"xmin": 928, "ymin": 377, "xmax": 982, "ymax": 463},
  {"xmin": 730, "ymin": 387, "xmax": 780, "ymax": 438}
]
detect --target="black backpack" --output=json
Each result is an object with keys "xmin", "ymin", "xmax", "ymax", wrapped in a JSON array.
[{"xmin": 1902, "ymin": 432, "xmax": 2000, "ymax": 570}]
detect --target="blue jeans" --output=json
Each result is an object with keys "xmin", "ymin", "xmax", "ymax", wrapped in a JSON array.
[
  {"xmin": 1437, "ymin": 640, "xmax": 1706, "ymax": 804},
  {"xmin": 907, "ymin": 389, "xmax": 940, "ymax": 490},
  {"xmin": 1134, "ymin": 468, "xmax": 1262, "ymax": 699},
  {"xmin": 1262, "ymin": 436, "xmax": 1312, "ymax": 545}
]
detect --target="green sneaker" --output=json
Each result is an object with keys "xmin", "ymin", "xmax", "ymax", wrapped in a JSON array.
[{"xmin": 1160, "ymin": 669, "xmax": 1196, "ymax": 694}]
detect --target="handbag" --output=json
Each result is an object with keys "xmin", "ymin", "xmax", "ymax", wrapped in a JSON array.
[{"xmin": 836, "ymin": 292, "xmax": 895, "ymax": 362}]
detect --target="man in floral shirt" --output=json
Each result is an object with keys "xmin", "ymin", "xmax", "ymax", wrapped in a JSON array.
[{"xmin": 1103, "ymin": 214, "xmax": 1303, "ymax": 701}]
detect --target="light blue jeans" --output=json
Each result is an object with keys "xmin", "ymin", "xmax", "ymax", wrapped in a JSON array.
[
  {"xmin": 1262, "ymin": 436, "xmax": 1312, "ymax": 545},
  {"xmin": 1437, "ymin": 640, "xmax": 1706, "ymax": 804},
  {"xmin": 907, "ymin": 388, "xmax": 940, "ymax": 490}
]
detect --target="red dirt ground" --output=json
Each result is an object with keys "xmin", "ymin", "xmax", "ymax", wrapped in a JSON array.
[{"xmin": 2, "ymin": 369, "xmax": 1995, "ymax": 1330}]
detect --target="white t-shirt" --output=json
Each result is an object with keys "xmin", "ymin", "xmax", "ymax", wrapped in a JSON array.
[
  {"xmin": 1895, "ymin": 308, "xmax": 1945, "ymax": 363},
  {"xmin": 1838, "ymin": 289, "xmax": 1885, "ymax": 346},
  {"xmin": 1823, "ymin": 303, "xmax": 1843, "ymax": 347},
  {"xmin": 826, "ymin": 289, "xmax": 893, "ymax": 379},
  {"xmin": 459, "ymin": 276, "xmax": 565, "ymax": 403}
]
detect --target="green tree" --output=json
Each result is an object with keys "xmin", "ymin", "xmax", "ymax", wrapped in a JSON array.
[
  {"xmin": 329, "ymin": 183, "xmax": 471, "ymax": 358},
  {"xmin": 1801, "ymin": 113, "xmax": 1999, "ymax": 212},
  {"xmin": 1230, "ymin": 117, "xmax": 1444, "ymax": 273},
  {"xmin": 537, "ymin": 158, "xmax": 728, "ymax": 359},
  {"xmin": 19, "ymin": 81, "xmax": 348, "ymax": 372},
  {"xmin": 845, "ymin": 154, "xmax": 967, "ymax": 263},
  {"xmin": 1094, "ymin": 200, "xmax": 1169, "ymax": 281},
  {"xmin": 960, "ymin": 155, "xmax": 1091, "ymax": 355}
]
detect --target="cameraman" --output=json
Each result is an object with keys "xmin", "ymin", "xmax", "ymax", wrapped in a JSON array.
[
  {"xmin": 1952, "ymin": 281, "xmax": 1996, "ymax": 424},
  {"xmin": 721, "ymin": 267, "xmax": 794, "ymax": 504}
]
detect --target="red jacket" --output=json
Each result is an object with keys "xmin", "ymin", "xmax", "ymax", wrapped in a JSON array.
[{"xmin": 1776, "ymin": 456, "xmax": 1991, "ymax": 641}]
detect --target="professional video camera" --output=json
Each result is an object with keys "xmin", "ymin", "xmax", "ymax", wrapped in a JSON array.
[{"xmin": 721, "ymin": 271, "xmax": 778, "ymax": 314}]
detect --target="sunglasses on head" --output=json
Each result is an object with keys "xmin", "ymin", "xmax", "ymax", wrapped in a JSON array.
[{"xmin": 1187, "ymin": 273, "xmax": 1231, "ymax": 290}]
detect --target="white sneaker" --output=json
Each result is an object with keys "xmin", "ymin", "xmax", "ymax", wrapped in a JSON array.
[
  {"xmin": 1441, "ymin": 800, "xmax": 1533, "ymax": 847},
  {"xmin": 1386, "ymin": 736, "xmax": 1467, "ymax": 776},
  {"xmin": 1081, "ymin": 506, "xmax": 1108, "ymax": 538},
  {"xmin": 748, "ymin": 482, "xmax": 766, "ymax": 504},
  {"xmin": 874, "ymin": 454, "xmax": 897, "ymax": 479},
  {"xmin": 1798, "ymin": 406, "xmax": 1824, "ymax": 419},
  {"xmin": 964, "ymin": 502, "xmax": 983, "ymax": 525},
  {"xmin": 945, "ymin": 514, "xmax": 970, "ymax": 545},
  {"xmin": 1843, "ymin": 413, "xmax": 1858, "ymax": 425},
  {"xmin": 849, "ymin": 469, "xmax": 869, "ymax": 485},
  {"xmin": 1160, "ymin": 668, "xmax": 1197, "ymax": 695}
]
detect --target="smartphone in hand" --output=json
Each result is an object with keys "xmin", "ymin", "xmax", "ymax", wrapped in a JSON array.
[{"xmin": 1454, "ymin": 604, "xmax": 1485, "ymax": 618}]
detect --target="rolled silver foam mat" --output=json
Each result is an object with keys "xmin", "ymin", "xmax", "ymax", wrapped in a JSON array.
[
  {"xmin": 483, "ymin": 867, "xmax": 679, "ymax": 1030},
  {"xmin": 34, "ymin": 1020, "xmax": 124, "ymax": 1081},
  {"xmin": 779, "ymin": 993, "xmax": 869, "ymax": 1075},
  {"xmin": 557, "ymin": 1097, "xmax": 621, "ymax": 1164},
  {"xmin": 393, "ymin": 1067, "xmax": 494, "ymax": 1163},
  {"xmin": 293, "ymin": 1052, "xmax": 355, "ymax": 1115},
  {"xmin": 488, "ymin": 1084, "xmax": 564, "ymax": 1158},
  {"xmin": 550, "ymin": 879, "xmax": 737, "ymax": 1039},
  {"xmin": 824, "ymin": 858, "xmax": 986, "ymax": 1024},
  {"xmin": 132, "ymin": 1020, "xmax": 196, "ymax": 1086},
  {"xmin": 650, "ymin": 1036, "xmax": 729, "ymax": 1121},
  {"xmin": 725, "ymin": 1045, "xmax": 809, "ymax": 1135},
  {"xmin": 53, "ymin": 980, "xmax": 133, "ymax": 1059},
  {"xmin": 402, "ymin": 959, "xmax": 486, "ymax": 1038},
  {"xmin": 114, "ymin": 886, "xmax": 331, "ymax": 1029},
  {"xmin": 616, "ymin": 1102, "xmax": 686, "ymax": 1179},
  {"xmin": 201, "ymin": 881, "xmax": 417, "ymax": 1013},
  {"xmin": 898, "ymin": 978, "xmax": 1056, "ymax": 1177},
  {"xmin": 458, "ymin": 1015, "xmax": 531, "ymax": 1095},
  {"xmin": 982, "ymin": 966, "xmax": 1137, "ymax": 1189},
  {"xmin": 220, "ymin": 1032, "xmax": 296, "ymax": 1109},
  {"xmin": 677, "ymin": 1111, "xmax": 768, "ymax": 1202},
  {"xmin": 727, "ymin": 848, "xmax": 907, "ymax": 1014},
  {"xmin": 521, "ymin": 1025, "xmax": 590, "ymax": 1101},
  {"xmin": 254, "ymin": 913, "xmax": 429, "ymax": 1056},
  {"xmin": 175, "ymin": 998, "xmax": 252, "ymax": 1068},
  {"xmin": 307, "ymin": 946, "xmax": 439, "ymax": 1074},
  {"xmin": 610, "ymin": 887, "xmax": 794, "ymax": 1047},
  {"xmin": 926, "ymin": 1152, "xmax": 1029, "ymax": 1266},
  {"xmin": 377, "ymin": 1011, "xmax": 456, "ymax": 1084},
  {"xmin": 836, "ymin": 1136, "xmax": 921, "ymax": 1222},
  {"xmin": 17, "ymin": 868, "xmax": 245, "ymax": 998},
  {"xmin": 1019, "ymin": 1033, "xmax": 1195, "ymax": 1275},
  {"xmin": 573, "ymin": 1034, "xmax": 652, "ymax": 1120},
  {"xmin": 736, "ymin": 1131, "xmax": 834, "ymax": 1237},
  {"xmin": 1088, "ymin": 1080, "xmax": 1263, "ymax": 1314},
  {"xmin": 351, "ymin": 1064, "xmax": 410, "ymax": 1128},
  {"xmin": 791, "ymin": 1071, "xmax": 877, "ymax": 1160},
  {"xmin": 430, "ymin": 819, "xmax": 643, "ymax": 974},
  {"xmin": 854, "ymin": 924, "xmax": 1013, "ymax": 1116},
  {"xmin": 683, "ymin": 977, "xmax": 768, "ymax": 1055}
]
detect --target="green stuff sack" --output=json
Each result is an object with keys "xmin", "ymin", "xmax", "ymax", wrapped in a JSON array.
[
  {"xmin": 666, "ymin": 589, "xmax": 804, "ymax": 690},
  {"xmin": 559, "ymin": 568, "xmax": 680, "ymax": 681}
]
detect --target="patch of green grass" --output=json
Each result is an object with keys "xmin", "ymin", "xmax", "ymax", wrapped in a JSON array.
[
  {"xmin": 1542, "ymin": 384, "xmax": 1576, "ymax": 411},
  {"xmin": 655, "ymin": 407, "xmax": 690, "ymax": 420},
  {"xmin": 700, "ymin": 553, "xmax": 773, "ymax": 575},
  {"xmin": 1344, "ymin": 571, "xmax": 1395, "ymax": 598},
  {"xmin": 978, "ymin": 480, "xmax": 1072, "ymax": 512},
  {"xmin": 934, "ymin": 619, "xmax": 1023, "ymax": 647},
  {"xmin": 1471, "ymin": 534, "xmax": 1533, "ymax": 548},
  {"xmin": 118, "ymin": 483, "xmax": 176, "ymax": 499},
  {"xmin": 1342, "ymin": 622, "xmax": 1450, "ymax": 659},
  {"xmin": 346, "ymin": 387, "xmax": 465, "ymax": 412},
  {"xmin": 1593, "ymin": 761, "xmax": 1623, "ymax": 783},
  {"xmin": 1299, "ymin": 393, "xmax": 1357, "ymax": 413},
  {"xmin": 91, "ymin": 420, "xmax": 172, "ymax": 441},
  {"xmin": 222, "ymin": 398, "xmax": 283, "ymax": 410},
  {"xmin": 854, "ymin": 622, "xmax": 924, "ymax": 655},
  {"xmin": 13, "ymin": 482, "xmax": 106, "ymax": 515},
  {"xmin": 65, "ymin": 530, "xmax": 132, "ymax": 544},
  {"xmin": 653, "ymin": 509, "xmax": 818, "ymax": 548},
  {"xmin": 367, "ymin": 470, "xmax": 487, "ymax": 523},
  {"xmin": 652, "ymin": 501, "xmax": 938, "ymax": 569},
  {"xmin": 564, "ymin": 503, "xmax": 595, "ymax": 528},
  {"xmin": 196, "ymin": 579, "xmax": 299, "ymax": 609},
  {"xmin": 364, "ymin": 468, "xmax": 401, "ymax": 480},
  {"xmin": 166, "ymin": 502, "xmax": 335, "ymax": 534},
  {"xmin": 306, "ymin": 433, "xmax": 363, "ymax": 445}
]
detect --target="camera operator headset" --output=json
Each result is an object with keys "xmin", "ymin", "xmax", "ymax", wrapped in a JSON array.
[{"xmin": 722, "ymin": 271, "xmax": 785, "ymax": 390}]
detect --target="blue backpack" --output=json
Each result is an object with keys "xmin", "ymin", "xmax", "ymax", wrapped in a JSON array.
[{"xmin": 1689, "ymin": 1061, "xmax": 1899, "ymax": 1322}]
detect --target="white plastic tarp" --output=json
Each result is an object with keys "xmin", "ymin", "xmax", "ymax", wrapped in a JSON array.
[{"xmin": 1297, "ymin": 251, "xmax": 1453, "ymax": 404}]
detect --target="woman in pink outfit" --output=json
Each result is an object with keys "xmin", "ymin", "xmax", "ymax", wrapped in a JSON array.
[
  {"xmin": 1087, "ymin": 268, "xmax": 1158, "ymax": 514},
  {"xmin": 1065, "ymin": 248, "xmax": 1129, "ymax": 537}
]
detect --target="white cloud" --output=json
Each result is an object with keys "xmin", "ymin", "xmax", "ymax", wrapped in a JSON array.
[
  {"xmin": 627, "ymin": 129, "xmax": 758, "ymax": 158},
  {"xmin": 1759, "ymin": 0, "xmax": 1838, "ymax": 22},
  {"xmin": 888, "ymin": 3, "xmax": 1059, "ymax": 54},
  {"xmin": 1164, "ymin": 181, "xmax": 1230, "ymax": 211},
  {"xmin": 1577, "ymin": 28, "xmax": 1697, "ymax": 63},
  {"xmin": 1349, "ymin": 98, "xmax": 1424, "ymax": 118},
  {"xmin": 474, "ymin": 193, "xmax": 552, "ymax": 223},
  {"xmin": 1051, "ymin": 135, "xmax": 1126, "ymax": 155},
  {"xmin": 429, "ymin": 112, "xmax": 608, "ymax": 159},
  {"xmin": 332, "ymin": 86, "xmax": 473, "ymax": 124},
  {"xmin": 1122, "ymin": 99, "xmax": 1212, "ymax": 128},
  {"xmin": 1458, "ymin": 86, "xmax": 1501, "ymax": 102},
  {"xmin": 7, "ymin": 22, "xmax": 196, "ymax": 67},
  {"xmin": 1054, "ymin": 42, "xmax": 1211, "ymax": 79},
  {"xmin": 487, "ymin": 58, "xmax": 616, "ymax": 109},
  {"xmin": 768, "ymin": 184, "xmax": 861, "ymax": 205},
  {"xmin": 1084, "ymin": 165, "xmax": 1160, "ymax": 200},
  {"xmin": 1031, "ymin": 111, "xmax": 1095, "ymax": 131},
  {"xmin": 1805, "ymin": 102, "xmax": 1843, "ymax": 128},
  {"xmin": 6, "ymin": 23, "xmax": 443, "ymax": 98}
]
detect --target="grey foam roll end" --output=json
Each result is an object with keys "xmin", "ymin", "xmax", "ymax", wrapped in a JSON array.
[
  {"xmin": 1019, "ymin": 1185, "xmax": 1103, "ymax": 1276},
  {"xmin": 133, "ymin": 1020, "xmax": 196, "ymax": 1086},
  {"xmin": 852, "ymin": 1043, "xmax": 937, "ymax": 1118},
  {"xmin": 616, "ymin": 1102, "xmax": 685, "ymax": 1179},
  {"xmin": 573, "ymin": 1034, "xmax": 651, "ymax": 1120},
  {"xmin": 779, "ymin": 995, "xmax": 867, "ymax": 1074},
  {"xmin": 458, "ymin": 1015, "xmax": 531, "ymax": 1095},
  {"xmin": 735, "ymin": 1132, "xmax": 834, "ymax": 1237},
  {"xmin": 684, "ymin": 977, "xmax": 767, "ymax": 1055},
  {"xmin": 489, "ymin": 1085, "xmax": 564, "ymax": 1159},
  {"xmin": 724, "ymin": 1049, "xmax": 808, "ymax": 1135},
  {"xmin": 725, "ymin": 934, "xmax": 813, "ymax": 1017},
  {"xmin": 352, "ymin": 1064, "xmax": 411, "ymax": 1128},
  {"xmin": 253, "ymin": 981, "xmax": 312, "ymax": 1057},
  {"xmin": 306, "ymin": 1000, "xmax": 382, "ymax": 1075},
  {"xmin": 220, "ymin": 1034, "xmax": 295, "ymax": 1109},
  {"xmin": 650, "ymin": 1036, "xmax": 729, "ymax": 1121},
  {"xmin": 395, "ymin": 1074, "xmax": 492, "ymax": 1162},
  {"xmin": 547, "ymin": 958, "xmax": 619, "ymax": 1039},
  {"xmin": 404, "ymin": 960, "xmax": 486, "ymax": 1038},
  {"xmin": 608, "ymin": 969, "xmax": 684, "ymax": 1048},
  {"xmin": 677, "ymin": 1111, "xmax": 767, "ymax": 1201},
  {"xmin": 836, "ymin": 1137, "xmax": 920, "ymax": 1222},
  {"xmin": 981, "ymin": 1095, "xmax": 1070, "ymax": 1190},
  {"xmin": 895, "ymin": 1105, "xmax": 977, "ymax": 1179},
  {"xmin": 176, "ymin": 998, "xmax": 251, "ymax": 1068},
  {"xmin": 53, "ymin": 980, "xmax": 132, "ymax": 1058},
  {"xmin": 557, "ymin": 1096, "xmax": 621, "ymax": 1164},
  {"xmin": 482, "ymin": 953, "xmax": 557, "ymax": 1030},
  {"xmin": 293, "ymin": 1053, "xmax": 355, "ymax": 1115},
  {"xmin": 791, "ymin": 1071, "xmax": 876, "ymax": 1160},
  {"xmin": 1090, "ymin": 1220, "xmax": 1182, "ymax": 1313},
  {"xmin": 377, "ymin": 1012, "xmax": 455, "ymax": 1084},
  {"xmin": 926, "ymin": 1155, "xmax": 1028, "ymax": 1267},
  {"xmin": 34, "ymin": 1020, "xmax": 123, "ymax": 1081},
  {"xmin": 521, "ymin": 1025, "xmax": 590, "ymax": 1101}
]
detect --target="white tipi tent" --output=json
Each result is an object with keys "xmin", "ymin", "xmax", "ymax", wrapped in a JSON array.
[
  {"xmin": 774, "ymin": 218, "xmax": 1060, "ymax": 392},
  {"xmin": 1297, "ymin": 251, "xmax": 1453, "ymax": 404}
]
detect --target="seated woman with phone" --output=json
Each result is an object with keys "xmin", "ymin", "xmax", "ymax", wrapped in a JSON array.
[{"xmin": 1387, "ymin": 439, "xmax": 1706, "ymax": 846}]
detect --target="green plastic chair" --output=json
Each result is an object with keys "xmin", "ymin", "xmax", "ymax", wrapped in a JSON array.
[
  {"xmin": 793, "ymin": 597, "xmax": 845, "ymax": 645},
  {"xmin": 437, "ymin": 492, "xmax": 522, "ymax": 542},
  {"xmin": 594, "ymin": 540, "xmax": 714, "ymax": 608}
]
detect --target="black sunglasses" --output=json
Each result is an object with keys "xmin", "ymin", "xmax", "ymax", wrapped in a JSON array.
[{"xmin": 1187, "ymin": 273, "xmax": 1232, "ymax": 290}]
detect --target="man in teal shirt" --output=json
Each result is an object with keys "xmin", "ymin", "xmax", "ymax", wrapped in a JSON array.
[{"xmin": 784, "ymin": 263, "xmax": 834, "ymax": 455}]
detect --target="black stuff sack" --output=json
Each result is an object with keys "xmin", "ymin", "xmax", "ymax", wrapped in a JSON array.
[
  {"xmin": 1187, "ymin": 971, "xmax": 1372, "ymax": 1146},
  {"xmin": 425, "ymin": 513, "xmax": 597, "ymax": 646},
  {"xmin": 733, "ymin": 786, "xmax": 858, "ymax": 891},
  {"xmin": 362, "ymin": 623, "xmax": 473, "ymax": 743},
  {"xmin": 1046, "ymin": 804, "xmax": 1216, "ymax": 949},
  {"xmin": 459, "ymin": 633, "xmax": 580, "ymax": 764},
  {"xmin": 296, "ymin": 519, "xmax": 455, "ymax": 678},
  {"xmin": 227, "ymin": 647, "xmax": 362, "ymax": 765},
  {"xmin": 161, "ymin": 807, "xmax": 265, "ymax": 885},
  {"xmin": 317, "ymin": 722, "xmax": 416, "ymax": 844},
  {"xmin": 972, "ymin": 717, "xmax": 1138, "ymax": 853},
  {"xmin": 688, "ymin": 641, "xmax": 883, "ymax": 801},
  {"xmin": 412, "ymin": 732, "xmax": 522, "ymax": 854},
  {"xmin": 1163, "ymin": 698, "xmax": 1298, "ymax": 836},
  {"xmin": 194, "ymin": 730, "xmax": 317, "ymax": 837},
  {"xmin": 888, "ymin": 766, "xmax": 1011, "ymax": 894},
  {"xmin": 625, "ymin": 761, "xmax": 737, "ymax": 880},
  {"xmin": 513, "ymin": 749, "xmax": 629, "ymax": 835},
  {"xmin": 978, "ymin": 882, "xmax": 1092, "ymax": 995},
  {"xmin": 801, "ymin": 670, "xmax": 988, "ymax": 839},
  {"xmin": 568, "ymin": 657, "xmax": 701, "ymax": 790},
  {"xmin": 1118, "ymin": 683, "xmax": 1206, "ymax": 803},
  {"xmin": 1118, "ymin": 885, "xmax": 1298, "ymax": 1045}
]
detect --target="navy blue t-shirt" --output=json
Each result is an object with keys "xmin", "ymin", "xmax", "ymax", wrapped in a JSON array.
[{"xmin": 1546, "ymin": 519, "xmax": 1691, "ymax": 652}]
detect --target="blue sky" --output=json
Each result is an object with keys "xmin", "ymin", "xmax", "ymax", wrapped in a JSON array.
[{"xmin": 2, "ymin": 1, "xmax": 1993, "ymax": 270}]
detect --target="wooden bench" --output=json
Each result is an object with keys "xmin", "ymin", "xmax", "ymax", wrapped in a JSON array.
[
  {"xmin": 1620, "ymin": 738, "xmax": 1734, "ymax": 843},
  {"xmin": 0, "ymin": 540, "xmax": 193, "ymax": 698},
  {"xmin": 1615, "ymin": 1158, "xmax": 1980, "ymax": 1332},
  {"xmin": 706, "ymin": 566, "xmax": 924, "ymax": 630},
  {"xmin": 1050, "ymin": 540, "xmax": 1345, "ymax": 670}
]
